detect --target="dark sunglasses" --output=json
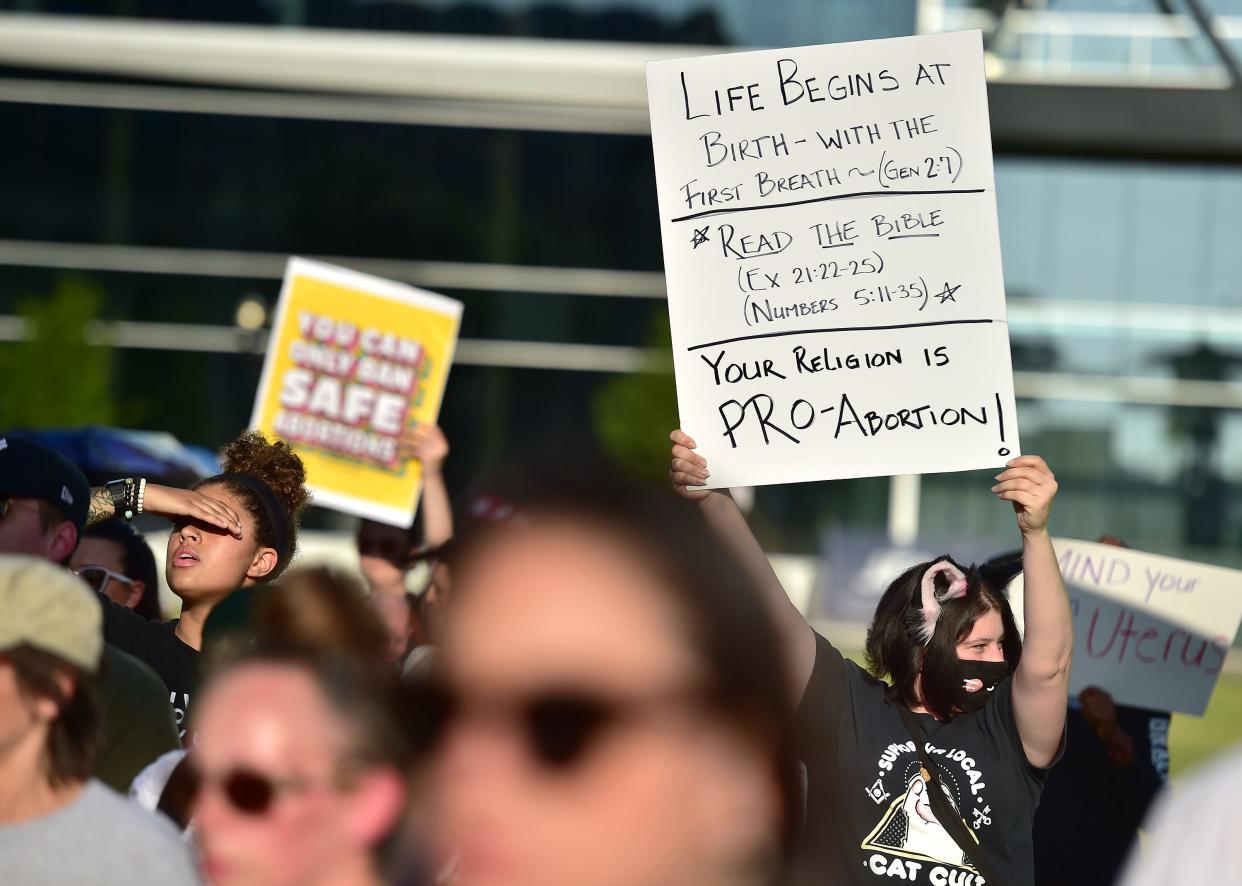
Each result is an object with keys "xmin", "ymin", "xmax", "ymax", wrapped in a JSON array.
[
  {"xmin": 184, "ymin": 765, "xmax": 314, "ymax": 816},
  {"xmin": 73, "ymin": 565, "xmax": 134, "ymax": 595},
  {"xmin": 406, "ymin": 680, "xmax": 706, "ymax": 772}
]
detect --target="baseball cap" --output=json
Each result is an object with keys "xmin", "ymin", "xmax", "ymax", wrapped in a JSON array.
[
  {"xmin": 0, "ymin": 437, "xmax": 91, "ymax": 536},
  {"xmin": 0, "ymin": 555, "xmax": 103, "ymax": 672}
]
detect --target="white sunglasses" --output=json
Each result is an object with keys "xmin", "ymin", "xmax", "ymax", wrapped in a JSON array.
[{"xmin": 73, "ymin": 565, "xmax": 135, "ymax": 596}]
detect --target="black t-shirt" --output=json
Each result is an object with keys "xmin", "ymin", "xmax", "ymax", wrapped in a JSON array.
[
  {"xmin": 1033, "ymin": 705, "xmax": 1169, "ymax": 886},
  {"xmin": 97, "ymin": 594, "xmax": 199, "ymax": 741},
  {"xmin": 796, "ymin": 631, "xmax": 1060, "ymax": 886}
]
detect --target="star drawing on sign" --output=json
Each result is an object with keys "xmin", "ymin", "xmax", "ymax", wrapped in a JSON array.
[
  {"xmin": 935, "ymin": 282, "xmax": 962, "ymax": 304},
  {"xmin": 690, "ymin": 226, "xmax": 710, "ymax": 249}
]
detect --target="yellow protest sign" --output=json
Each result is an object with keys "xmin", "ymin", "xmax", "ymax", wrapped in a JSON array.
[{"xmin": 251, "ymin": 257, "xmax": 462, "ymax": 526}]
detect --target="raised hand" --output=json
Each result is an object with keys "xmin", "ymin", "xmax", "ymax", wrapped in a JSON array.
[
  {"xmin": 143, "ymin": 484, "xmax": 244, "ymax": 538},
  {"xmin": 398, "ymin": 423, "xmax": 449, "ymax": 471},
  {"xmin": 669, "ymin": 429, "xmax": 713, "ymax": 501},
  {"xmin": 991, "ymin": 455, "xmax": 1057, "ymax": 536}
]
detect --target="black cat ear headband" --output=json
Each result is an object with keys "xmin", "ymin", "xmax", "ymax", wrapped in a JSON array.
[{"xmin": 910, "ymin": 559, "xmax": 968, "ymax": 645}]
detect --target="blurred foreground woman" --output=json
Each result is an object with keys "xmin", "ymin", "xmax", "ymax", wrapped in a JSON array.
[{"xmin": 410, "ymin": 467, "xmax": 805, "ymax": 886}]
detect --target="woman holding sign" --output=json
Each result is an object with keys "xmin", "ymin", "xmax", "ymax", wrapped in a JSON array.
[
  {"xmin": 670, "ymin": 430, "xmax": 1071, "ymax": 886},
  {"xmin": 86, "ymin": 430, "xmax": 311, "ymax": 737}
]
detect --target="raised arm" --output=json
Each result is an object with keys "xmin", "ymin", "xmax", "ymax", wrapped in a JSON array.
[
  {"xmin": 993, "ymin": 455, "xmax": 1072, "ymax": 767},
  {"xmin": 669, "ymin": 430, "xmax": 816, "ymax": 702},
  {"xmin": 400, "ymin": 423, "xmax": 453, "ymax": 550},
  {"xmin": 87, "ymin": 482, "xmax": 243, "ymax": 537}
]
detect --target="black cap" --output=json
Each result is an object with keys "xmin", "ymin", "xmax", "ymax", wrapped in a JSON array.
[{"xmin": 0, "ymin": 436, "xmax": 91, "ymax": 536}]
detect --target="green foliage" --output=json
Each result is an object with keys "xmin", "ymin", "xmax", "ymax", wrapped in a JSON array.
[
  {"xmin": 0, "ymin": 276, "xmax": 117, "ymax": 429},
  {"xmin": 1170, "ymin": 667, "xmax": 1242, "ymax": 781},
  {"xmin": 592, "ymin": 309, "xmax": 679, "ymax": 480}
]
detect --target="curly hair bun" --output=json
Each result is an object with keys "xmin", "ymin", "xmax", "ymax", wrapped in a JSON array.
[{"xmin": 220, "ymin": 432, "xmax": 311, "ymax": 523}]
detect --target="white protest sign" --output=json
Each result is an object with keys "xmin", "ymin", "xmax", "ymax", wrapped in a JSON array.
[
  {"xmin": 1008, "ymin": 539, "xmax": 1242, "ymax": 716},
  {"xmin": 647, "ymin": 31, "xmax": 1018, "ymax": 488}
]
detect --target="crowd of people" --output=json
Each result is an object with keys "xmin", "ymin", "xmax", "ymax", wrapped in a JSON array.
[{"xmin": 0, "ymin": 421, "xmax": 1230, "ymax": 885}]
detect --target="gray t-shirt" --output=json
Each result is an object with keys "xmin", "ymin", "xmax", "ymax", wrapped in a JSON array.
[{"xmin": 0, "ymin": 779, "xmax": 199, "ymax": 885}]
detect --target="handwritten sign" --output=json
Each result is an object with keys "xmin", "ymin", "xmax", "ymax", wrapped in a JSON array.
[
  {"xmin": 646, "ymin": 30, "xmax": 1019, "ymax": 487},
  {"xmin": 1008, "ymin": 539, "xmax": 1242, "ymax": 716},
  {"xmin": 251, "ymin": 257, "xmax": 462, "ymax": 527}
]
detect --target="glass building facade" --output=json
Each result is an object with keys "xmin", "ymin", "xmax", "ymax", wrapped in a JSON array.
[{"xmin": 1, "ymin": 0, "xmax": 1240, "ymax": 569}]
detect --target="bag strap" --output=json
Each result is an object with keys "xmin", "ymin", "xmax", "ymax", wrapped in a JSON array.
[{"xmin": 895, "ymin": 704, "xmax": 1004, "ymax": 886}]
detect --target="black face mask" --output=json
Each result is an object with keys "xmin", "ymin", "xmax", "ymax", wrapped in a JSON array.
[{"xmin": 953, "ymin": 659, "xmax": 1010, "ymax": 712}]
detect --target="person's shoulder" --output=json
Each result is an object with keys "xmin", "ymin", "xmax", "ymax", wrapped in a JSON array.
[
  {"xmin": 973, "ymin": 675, "xmax": 1064, "ymax": 779},
  {"xmin": 78, "ymin": 781, "xmax": 199, "ymax": 882},
  {"xmin": 155, "ymin": 619, "xmax": 199, "ymax": 655},
  {"xmin": 810, "ymin": 629, "xmax": 884, "ymax": 685},
  {"xmin": 79, "ymin": 781, "xmax": 192, "ymax": 852},
  {"xmin": 100, "ymin": 644, "xmax": 179, "ymax": 731},
  {"xmin": 973, "ymin": 673, "xmax": 1017, "ymax": 729},
  {"xmin": 800, "ymin": 629, "xmax": 886, "ymax": 714},
  {"xmin": 155, "ymin": 618, "xmax": 184, "ymax": 638},
  {"xmin": 104, "ymin": 644, "xmax": 170, "ymax": 695},
  {"xmin": 79, "ymin": 780, "xmax": 179, "ymax": 839}
]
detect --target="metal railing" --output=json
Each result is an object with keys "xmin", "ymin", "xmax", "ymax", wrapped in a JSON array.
[{"xmin": 921, "ymin": 1, "xmax": 1242, "ymax": 82}]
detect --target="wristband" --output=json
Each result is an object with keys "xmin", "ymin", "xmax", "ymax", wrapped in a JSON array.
[
  {"xmin": 136, "ymin": 478, "xmax": 147, "ymax": 515},
  {"xmin": 104, "ymin": 478, "xmax": 136, "ymax": 522}
]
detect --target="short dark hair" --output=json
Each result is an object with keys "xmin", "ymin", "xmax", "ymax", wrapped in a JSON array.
[
  {"xmin": 6, "ymin": 645, "xmax": 102, "ymax": 786},
  {"xmin": 447, "ymin": 460, "xmax": 803, "ymax": 865},
  {"xmin": 83, "ymin": 521, "xmax": 162, "ymax": 621},
  {"xmin": 865, "ymin": 556, "xmax": 1022, "ymax": 720}
]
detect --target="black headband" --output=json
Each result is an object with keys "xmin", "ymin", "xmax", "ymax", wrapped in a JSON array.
[{"xmin": 218, "ymin": 472, "xmax": 291, "ymax": 567}]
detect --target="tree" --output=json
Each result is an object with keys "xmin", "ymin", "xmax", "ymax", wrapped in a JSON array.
[
  {"xmin": 0, "ymin": 276, "xmax": 117, "ymax": 429},
  {"xmin": 591, "ymin": 309, "xmax": 679, "ymax": 480}
]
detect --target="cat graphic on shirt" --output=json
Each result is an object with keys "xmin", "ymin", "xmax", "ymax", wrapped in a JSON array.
[
  {"xmin": 862, "ymin": 771, "xmax": 978, "ymax": 869},
  {"xmin": 900, "ymin": 773, "xmax": 967, "ymax": 864}
]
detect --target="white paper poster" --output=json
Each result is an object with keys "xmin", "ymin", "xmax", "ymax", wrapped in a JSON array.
[{"xmin": 647, "ymin": 30, "xmax": 1019, "ymax": 487}]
